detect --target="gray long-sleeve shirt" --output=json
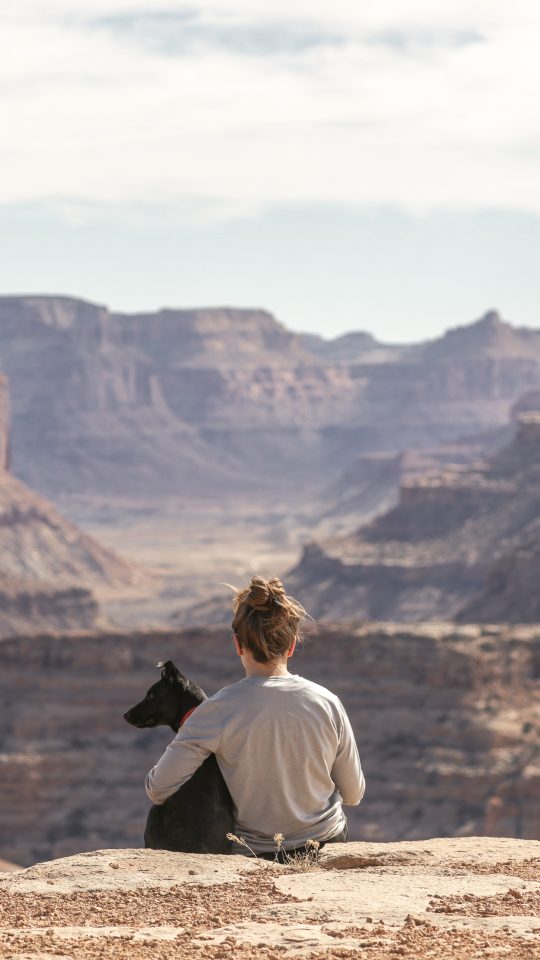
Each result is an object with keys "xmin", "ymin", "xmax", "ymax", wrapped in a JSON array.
[{"xmin": 145, "ymin": 673, "xmax": 365, "ymax": 853}]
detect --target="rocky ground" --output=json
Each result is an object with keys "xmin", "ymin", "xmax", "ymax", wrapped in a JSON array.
[{"xmin": 0, "ymin": 839, "xmax": 539, "ymax": 959}]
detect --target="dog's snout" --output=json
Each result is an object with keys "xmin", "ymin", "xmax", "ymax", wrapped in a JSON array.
[{"xmin": 123, "ymin": 711, "xmax": 131, "ymax": 721}]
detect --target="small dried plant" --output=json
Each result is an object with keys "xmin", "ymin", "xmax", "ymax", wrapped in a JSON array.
[
  {"xmin": 226, "ymin": 831, "xmax": 321, "ymax": 870},
  {"xmin": 226, "ymin": 832, "xmax": 258, "ymax": 858},
  {"xmin": 279, "ymin": 836, "xmax": 321, "ymax": 871}
]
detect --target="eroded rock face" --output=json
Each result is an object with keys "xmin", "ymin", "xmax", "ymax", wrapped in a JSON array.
[
  {"xmin": 0, "ymin": 623, "xmax": 539, "ymax": 867},
  {"xmin": 288, "ymin": 414, "xmax": 540, "ymax": 622},
  {"xmin": 0, "ymin": 581, "xmax": 98, "ymax": 635},
  {"xmin": 0, "ymin": 840, "xmax": 539, "ymax": 960},
  {"xmin": 0, "ymin": 372, "xmax": 145, "ymax": 636},
  {"xmin": 0, "ymin": 471, "xmax": 143, "ymax": 590},
  {"xmin": 458, "ymin": 531, "xmax": 540, "ymax": 622},
  {"xmin": 0, "ymin": 373, "xmax": 10, "ymax": 471},
  {"xmin": 2, "ymin": 296, "xmax": 540, "ymax": 498}
]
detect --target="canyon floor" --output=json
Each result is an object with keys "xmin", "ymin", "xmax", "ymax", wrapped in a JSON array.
[
  {"xmin": 58, "ymin": 494, "xmax": 316, "ymax": 628},
  {"xmin": 1, "ymin": 839, "xmax": 540, "ymax": 959}
]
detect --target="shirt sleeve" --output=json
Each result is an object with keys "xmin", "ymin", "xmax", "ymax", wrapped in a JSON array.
[
  {"xmin": 330, "ymin": 701, "xmax": 366, "ymax": 806},
  {"xmin": 145, "ymin": 698, "xmax": 223, "ymax": 805}
]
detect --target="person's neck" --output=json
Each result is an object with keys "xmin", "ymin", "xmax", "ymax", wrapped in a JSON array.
[{"xmin": 244, "ymin": 658, "xmax": 290, "ymax": 678}]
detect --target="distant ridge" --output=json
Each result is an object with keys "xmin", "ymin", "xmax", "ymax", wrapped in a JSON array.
[
  {"xmin": 1, "ymin": 295, "xmax": 540, "ymax": 500},
  {"xmin": 425, "ymin": 309, "xmax": 540, "ymax": 358}
]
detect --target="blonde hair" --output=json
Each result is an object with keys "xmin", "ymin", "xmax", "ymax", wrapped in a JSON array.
[{"xmin": 230, "ymin": 575, "xmax": 307, "ymax": 664}]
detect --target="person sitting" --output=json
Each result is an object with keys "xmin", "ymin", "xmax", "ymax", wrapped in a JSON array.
[{"xmin": 145, "ymin": 575, "xmax": 365, "ymax": 858}]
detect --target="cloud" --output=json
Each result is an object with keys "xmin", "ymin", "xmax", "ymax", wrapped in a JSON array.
[
  {"xmin": 364, "ymin": 28, "xmax": 485, "ymax": 52},
  {"xmin": 93, "ymin": 10, "xmax": 347, "ymax": 57},
  {"xmin": 1, "ymin": 1, "xmax": 539, "ymax": 221}
]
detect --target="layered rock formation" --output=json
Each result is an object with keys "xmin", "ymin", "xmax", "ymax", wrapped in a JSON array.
[
  {"xmin": 1, "ymin": 840, "xmax": 539, "ymax": 960},
  {"xmin": 0, "ymin": 373, "xmax": 145, "ymax": 635},
  {"xmin": 457, "ymin": 524, "xmax": 540, "ymax": 623},
  {"xmin": 1, "ymin": 296, "xmax": 540, "ymax": 499},
  {"xmin": 1, "ymin": 622, "xmax": 539, "ymax": 867},
  {"xmin": 311, "ymin": 433, "xmax": 502, "ymax": 539},
  {"xmin": 288, "ymin": 413, "xmax": 540, "ymax": 622},
  {"xmin": 0, "ymin": 471, "xmax": 142, "ymax": 589}
]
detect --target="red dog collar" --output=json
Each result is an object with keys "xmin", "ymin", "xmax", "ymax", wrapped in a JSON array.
[{"xmin": 179, "ymin": 705, "xmax": 197, "ymax": 727}]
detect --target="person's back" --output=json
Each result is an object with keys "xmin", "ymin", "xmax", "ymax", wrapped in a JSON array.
[{"xmin": 146, "ymin": 575, "xmax": 365, "ymax": 855}]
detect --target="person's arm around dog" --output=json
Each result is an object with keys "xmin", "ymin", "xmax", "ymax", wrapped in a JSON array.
[{"xmin": 145, "ymin": 699, "xmax": 221, "ymax": 804}]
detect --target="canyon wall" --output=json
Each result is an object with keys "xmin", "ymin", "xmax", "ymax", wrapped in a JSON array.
[
  {"xmin": 1, "ymin": 297, "xmax": 540, "ymax": 499},
  {"xmin": 288, "ymin": 413, "xmax": 540, "ymax": 623},
  {"xmin": 0, "ymin": 373, "xmax": 145, "ymax": 636},
  {"xmin": 1, "ymin": 622, "xmax": 539, "ymax": 866}
]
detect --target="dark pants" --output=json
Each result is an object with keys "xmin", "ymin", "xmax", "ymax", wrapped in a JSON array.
[{"xmin": 258, "ymin": 821, "xmax": 349, "ymax": 863}]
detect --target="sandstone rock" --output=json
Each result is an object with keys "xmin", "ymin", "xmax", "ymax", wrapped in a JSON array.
[{"xmin": 0, "ymin": 840, "xmax": 539, "ymax": 959}]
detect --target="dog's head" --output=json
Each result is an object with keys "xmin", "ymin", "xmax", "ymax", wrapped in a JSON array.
[{"xmin": 123, "ymin": 660, "xmax": 189, "ymax": 730}]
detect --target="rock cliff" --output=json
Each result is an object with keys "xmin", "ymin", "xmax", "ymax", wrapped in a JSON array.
[
  {"xmin": 0, "ymin": 373, "xmax": 145, "ymax": 635},
  {"xmin": 288, "ymin": 413, "xmax": 540, "ymax": 622},
  {"xmin": 0, "ymin": 471, "xmax": 143, "ymax": 590},
  {"xmin": 1, "ymin": 622, "xmax": 539, "ymax": 868},
  {"xmin": 0, "ymin": 840, "xmax": 539, "ymax": 959},
  {"xmin": 2, "ymin": 297, "xmax": 540, "ymax": 499}
]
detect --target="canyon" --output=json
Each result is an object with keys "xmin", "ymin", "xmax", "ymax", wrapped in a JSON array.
[
  {"xmin": 1, "ymin": 297, "xmax": 539, "ymax": 506},
  {"xmin": 2, "ymin": 294, "xmax": 535, "ymax": 628},
  {"xmin": 1, "ymin": 295, "xmax": 540, "ymax": 902}
]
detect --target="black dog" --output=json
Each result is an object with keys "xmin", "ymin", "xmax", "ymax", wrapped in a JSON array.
[{"xmin": 124, "ymin": 660, "xmax": 234, "ymax": 853}]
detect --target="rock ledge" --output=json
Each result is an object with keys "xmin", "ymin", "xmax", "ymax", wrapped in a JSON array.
[{"xmin": 1, "ymin": 839, "xmax": 539, "ymax": 958}]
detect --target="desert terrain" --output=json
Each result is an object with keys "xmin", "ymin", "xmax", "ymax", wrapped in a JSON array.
[
  {"xmin": 1, "ymin": 297, "xmax": 540, "ymax": 955},
  {"xmin": 1, "ymin": 840, "xmax": 539, "ymax": 959},
  {"xmin": 1, "ymin": 294, "xmax": 536, "ymax": 630}
]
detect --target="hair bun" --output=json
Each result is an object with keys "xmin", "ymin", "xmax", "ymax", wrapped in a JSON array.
[
  {"xmin": 247, "ymin": 575, "xmax": 271, "ymax": 610},
  {"xmin": 247, "ymin": 575, "xmax": 287, "ymax": 611},
  {"xmin": 267, "ymin": 577, "xmax": 286, "ymax": 605}
]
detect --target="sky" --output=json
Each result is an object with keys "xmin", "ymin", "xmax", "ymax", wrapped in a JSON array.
[{"xmin": 0, "ymin": 1, "xmax": 539, "ymax": 342}]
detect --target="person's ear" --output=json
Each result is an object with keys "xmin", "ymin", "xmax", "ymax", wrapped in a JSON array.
[
  {"xmin": 232, "ymin": 632, "xmax": 243, "ymax": 657},
  {"xmin": 287, "ymin": 638, "xmax": 297, "ymax": 659}
]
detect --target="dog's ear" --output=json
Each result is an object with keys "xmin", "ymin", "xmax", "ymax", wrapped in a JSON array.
[{"xmin": 156, "ymin": 660, "xmax": 183, "ymax": 682}]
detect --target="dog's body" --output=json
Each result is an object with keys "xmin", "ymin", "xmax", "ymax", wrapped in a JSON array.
[{"xmin": 124, "ymin": 660, "xmax": 234, "ymax": 854}]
